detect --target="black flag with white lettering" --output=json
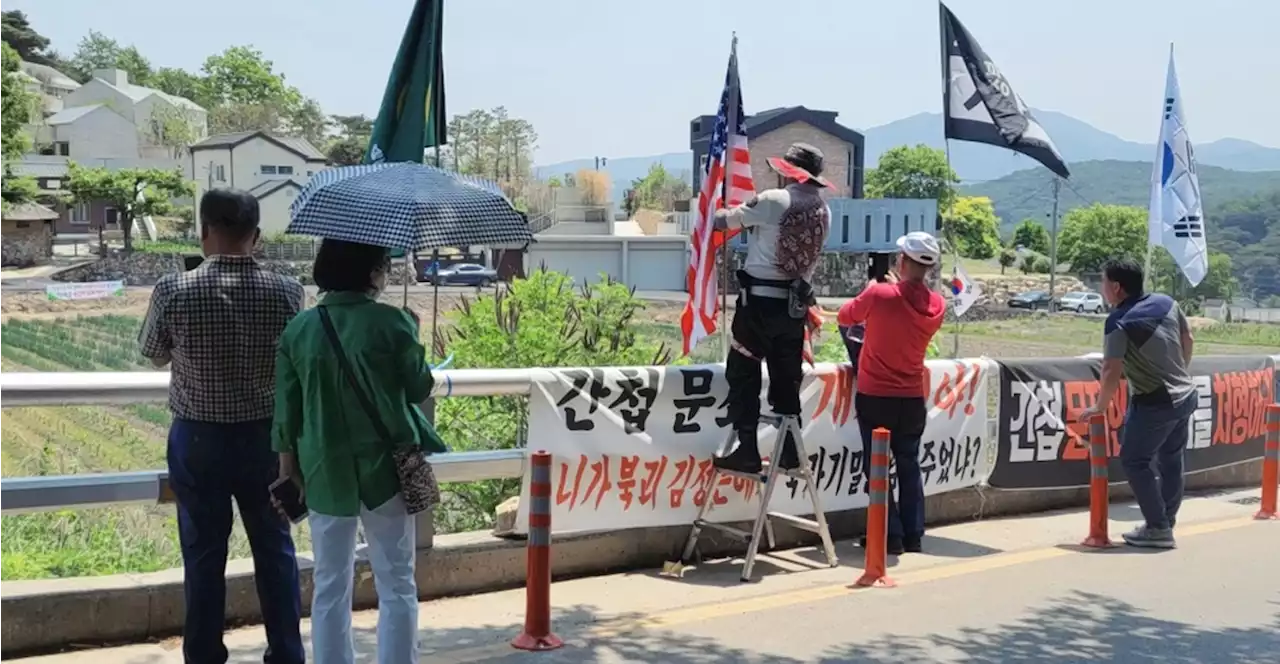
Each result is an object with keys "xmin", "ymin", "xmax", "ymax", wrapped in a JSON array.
[{"xmin": 940, "ymin": 3, "xmax": 1071, "ymax": 179}]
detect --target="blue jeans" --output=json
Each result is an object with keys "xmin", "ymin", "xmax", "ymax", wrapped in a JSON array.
[
  {"xmin": 167, "ymin": 419, "xmax": 304, "ymax": 664},
  {"xmin": 855, "ymin": 394, "xmax": 927, "ymax": 541},
  {"xmin": 1120, "ymin": 396, "xmax": 1196, "ymax": 531}
]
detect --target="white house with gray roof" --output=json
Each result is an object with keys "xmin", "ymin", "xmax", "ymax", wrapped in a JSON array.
[
  {"xmin": 189, "ymin": 130, "xmax": 329, "ymax": 235},
  {"xmin": 52, "ymin": 68, "xmax": 207, "ymax": 160},
  {"xmin": 18, "ymin": 60, "xmax": 80, "ymax": 115}
]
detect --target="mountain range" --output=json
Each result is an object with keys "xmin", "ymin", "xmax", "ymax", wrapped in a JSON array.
[
  {"xmin": 960, "ymin": 160, "xmax": 1280, "ymax": 232},
  {"xmin": 535, "ymin": 110, "xmax": 1280, "ymax": 203}
]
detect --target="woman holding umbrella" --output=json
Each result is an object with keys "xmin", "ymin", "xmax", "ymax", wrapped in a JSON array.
[{"xmin": 272, "ymin": 239, "xmax": 446, "ymax": 663}]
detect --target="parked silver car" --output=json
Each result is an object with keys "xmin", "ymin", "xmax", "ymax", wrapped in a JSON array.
[{"xmin": 1057, "ymin": 291, "xmax": 1106, "ymax": 314}]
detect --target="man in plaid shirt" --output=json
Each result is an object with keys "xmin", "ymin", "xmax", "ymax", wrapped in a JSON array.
[{"xmin": 140, "ymin": 189, "xmax": 306, "ymax": 664}]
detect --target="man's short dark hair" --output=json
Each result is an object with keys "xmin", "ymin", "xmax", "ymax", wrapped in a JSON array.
[
  {"xmin": 200, "ymin": 189, "xmax": 260, "ymax": 240},
  {"xmin": 1103, "ymin": 257, "xmax": 1144, "ymax": 297},
  {"xmin": 313, "ymin": 239, "xmax": 390, "ymax": 293}
]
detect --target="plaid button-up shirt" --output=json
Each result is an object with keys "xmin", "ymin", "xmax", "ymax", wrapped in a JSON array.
[{"xmin": 139, "ymin": 255, "xmax": 305, "ymax": 423}]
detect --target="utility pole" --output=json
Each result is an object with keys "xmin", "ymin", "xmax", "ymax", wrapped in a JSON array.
[{"xmin": 1047, "ymin": 178, "xmax": 1061, "ymax": 311}]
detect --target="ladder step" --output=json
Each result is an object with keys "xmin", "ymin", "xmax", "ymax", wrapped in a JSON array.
[
  {"xmin": 764, "ymin": 464, "xmax": 806, "ymax": 480},
  {"xmin": 714, "ymin": 467, "xmax": 768, "ymax": 484},
  {"xmin": 766, "ymin": 512, "xmax": 823, "ymax": 534},
  {"xmin": 711, "ymin": 465, "xmax": 805, "ymax": 484},
  {"xmin": 695, "ymin": 520, "xmax": 752, "ymax": 541}
]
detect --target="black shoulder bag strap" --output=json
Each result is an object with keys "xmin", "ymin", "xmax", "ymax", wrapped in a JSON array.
[{"xmin": 317, "ymin": 306, "xmax": 395, "ymax": 445}]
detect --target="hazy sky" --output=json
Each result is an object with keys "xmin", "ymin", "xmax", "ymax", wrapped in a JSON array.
[{"xmin": 10, "ymin": 0, "xmax": 1279, "ymax": 163}]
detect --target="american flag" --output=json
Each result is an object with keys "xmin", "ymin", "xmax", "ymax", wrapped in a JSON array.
[{"xmin": 680, "ymin": 37, "xmax": 754, "ymax": 357}]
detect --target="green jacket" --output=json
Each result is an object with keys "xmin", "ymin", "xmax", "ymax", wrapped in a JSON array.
[{"xmin": 271, "ymin": 291, "xmax": 447, "ymax": 516}]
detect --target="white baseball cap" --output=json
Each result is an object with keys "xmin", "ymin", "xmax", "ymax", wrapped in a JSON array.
[{"xmin": 896, "ymin": 231, "xmax": 941, "ymax": 266}]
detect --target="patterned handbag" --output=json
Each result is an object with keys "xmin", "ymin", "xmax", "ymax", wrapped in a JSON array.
[{"xmin": 319, "ymin": 307, "xmax": 440, "ymax": 514}]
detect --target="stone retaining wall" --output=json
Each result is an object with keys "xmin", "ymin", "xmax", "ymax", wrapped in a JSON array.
[{"xmin": 52, "ymin": 252, "xmax": 415, "ymax": 286}]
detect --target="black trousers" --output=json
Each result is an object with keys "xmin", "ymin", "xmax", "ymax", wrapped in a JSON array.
[
  {"xmin": 725, "ymin": 294, "xmax": 806, "ymax": 434},
  {"xmin": 855, "ymin": 394, "xmax": 928, "ymax": 540}
]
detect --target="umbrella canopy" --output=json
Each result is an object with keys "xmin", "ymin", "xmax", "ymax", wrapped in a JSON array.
[{"xmin": 287, "ymin": 162, "xmax": 532, "ymax": 251}]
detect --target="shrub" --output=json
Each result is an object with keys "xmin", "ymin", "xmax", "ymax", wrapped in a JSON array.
[{"xmin": 431, "ymin": 268, "xmax": 672, "ymax": 532}]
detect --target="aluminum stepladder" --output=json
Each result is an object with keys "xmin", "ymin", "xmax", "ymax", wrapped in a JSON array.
[{"xmin": 678, "ymin": 414, "xmax": 839, "ymax": 582}]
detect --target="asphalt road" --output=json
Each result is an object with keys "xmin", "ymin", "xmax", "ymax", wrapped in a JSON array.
[{"xmin": 16, "ymin": 489, "xmax": 1276, "ymax": 663}]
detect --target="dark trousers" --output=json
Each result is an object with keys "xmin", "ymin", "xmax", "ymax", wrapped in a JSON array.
[
  {"xmin": 1121, "ymin": 396, "xmax": 1196, "ymax": 530},
  {"xmin": 725, "ymin": 294, "xmax": 806, "ymax": 440},
  {"xmin": 855, "ymin": 394, "xmax": 928, "ymax": 541},
  {"xmin": 167, "ymin": 418, "xmax": 304, "ymax": 664}
]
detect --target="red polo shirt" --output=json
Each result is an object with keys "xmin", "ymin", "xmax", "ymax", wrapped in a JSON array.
[{"xmin": 837, "ymin": 280, "xmax": 946, "ymax": 398}]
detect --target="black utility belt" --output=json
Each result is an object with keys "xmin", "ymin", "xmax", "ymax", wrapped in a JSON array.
[{"xmin": 737, "ymin": 271, "xmax": 814, "ymax": 319}]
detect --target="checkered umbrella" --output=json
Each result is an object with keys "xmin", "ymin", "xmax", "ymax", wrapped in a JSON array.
[{"xmin": 287, "ymin": 162, "xmax": 532, "ymax": 251}]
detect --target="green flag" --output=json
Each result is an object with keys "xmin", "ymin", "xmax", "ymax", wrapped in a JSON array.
[{"xmin": 366, "ymin": 0, "xmax": 446, "ymax": 165}]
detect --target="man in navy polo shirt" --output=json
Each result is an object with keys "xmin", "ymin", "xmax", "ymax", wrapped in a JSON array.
[{"xmin": 1079, "ymin": 258, "xmax": 1195, "ymax": 549}]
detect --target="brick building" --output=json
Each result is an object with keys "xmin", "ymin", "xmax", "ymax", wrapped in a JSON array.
[{"xmin": 689, "ymin": 106, "xmax": 865, "ymax": 199}]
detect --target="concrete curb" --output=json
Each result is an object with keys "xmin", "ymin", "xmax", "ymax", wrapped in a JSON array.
[{"xmin": 0, "ymin": 460, "xmax": 1262, "ymax": 656}]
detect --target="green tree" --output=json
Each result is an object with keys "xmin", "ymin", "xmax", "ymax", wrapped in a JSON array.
[
  {"xmin": 113, "ymin": 46, "xmax": 152, "ymax": 86},
  {"xmin": 2, "ymin": 10, "xmax": 66, "ymax": 69},
  {"xmin": 200, "ymin": 46, "xmax": 293, "ymax": 106},
  {"xmin": 998, "ymin": 248, "xmax": 1017, "ymax": 275},
  {"xmin": 331, "ymin": 114, "xmax": 374, "ymax": 138},
  {"xmin": 324, "ymin": 136, "xmax": 365, "ymax": 166},
  {"xmin": 444, "ymin": 107, "xmax": 538, "ymax": 198},
  {"xmin": 208, "ymin": 102, "xmax": 284, "ymax": 135},
  {"xmin": 942, "ymin": 196, "xmax": 1002, "ymax": 259},
  {"xmin": 865, "ymin": 144, "xmax": 959, "ymax": 211},
  {"xmin": 325, "ymin": 114, "xmax": 373, "ymax": 166},
  {"xmin": 629, "ymin": 163, "xmax": 691, "ymax": 213},
  {"xmin": 0, "ymin": 166, "xmax": 39, "ymax": 216},
  {"xmin": 2, "ymin": 42, "xmax": 35, "ymax": 164},
  {"xmin": 145, "ymin": 104, "xmax": 199, "ymax": 159},
  {"xmin": 200, "ymin": 46, "xmax": 331, "ymax": 147},
  {"xmin": 1011, "ymin": 218, "xmax": 1051, "ymax": 254},
  {"xmin": 1057, "ymin": 203, "xmax": 1147, "ymax": 274},
  {"xmin": 284, "ymin": 97, "xmax": 329, "ymax": 147},
  {"xmin": 432, "ymin": 269, "xmax": 672, "ymax": 531},
  {"xmin": 66, "ymin": 164, "xmax": 194, "ymax": 253},
  {"xmin": 1150, "ymin": 248, "xmax": 1238, "ymax": 302},
  {"xmin": 67, "ymin": 31, "xmax": 151, "ymax": 85},
  {"xmin": 149, "ymin": 67, "xmax": 208, "ymax": 106}
]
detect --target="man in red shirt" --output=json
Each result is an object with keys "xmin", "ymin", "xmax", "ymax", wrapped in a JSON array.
[{"xmin": 837, "ymin": 231, "xmax": 945, "ymax": 554}]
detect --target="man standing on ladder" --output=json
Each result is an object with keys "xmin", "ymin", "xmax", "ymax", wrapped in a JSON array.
[
  {"xmin": 711, "ymin": 143, "xmax": 831, "ymax": 474},
  {"xmin": 838, "ymin": 231, "xmax": 945, "ymax": 555}
]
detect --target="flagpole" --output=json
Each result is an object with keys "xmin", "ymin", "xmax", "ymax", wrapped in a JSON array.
[
  {"xmin": 939, "ymin": 6, "xmax": 963, "ymax": 359},
  {"xmin": 1049, "ymin": 177, "xmax": 1059, "ymax": 310},
  {"xmin": 428, "ymin": 145, "xmax": 443, "ymax": 361},
  {"xmin": 720, "ymin": 32, "xmax": 739, "ymax": 363},
  {"xmin": 943, "ymin": 140, "xmax": 963, "ymax": 359}
]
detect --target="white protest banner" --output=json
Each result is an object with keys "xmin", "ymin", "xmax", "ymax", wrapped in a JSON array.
[
  {"xmin": 45, "ymin": 281, "xmax": 125, "ymax": 301},
  {"xmin": 515, "ymin": 360, "xmax": 993, "ymax": 534}
]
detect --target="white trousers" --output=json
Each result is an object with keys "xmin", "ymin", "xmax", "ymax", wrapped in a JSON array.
[{"xmin": 309, "ymin": 494, "xmax": 419, "ymax": 664}]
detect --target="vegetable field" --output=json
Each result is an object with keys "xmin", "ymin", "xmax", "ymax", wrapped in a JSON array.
[{"xmin": 0, "ymin": 315, "xmax": 313, "ymax": 580}]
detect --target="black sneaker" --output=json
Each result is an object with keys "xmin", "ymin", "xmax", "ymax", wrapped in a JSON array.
[
  {"xmin": 713, "ymin": 432, "xmax": 763, "ymax": 474},
  {"xmin": 903, "ymin": 537, "xmax": 923, "ymax": 553},
  {"xmin": 713, "ymin": 449, "xmax": 762, "ymax": 474},
  {"xmin": 858, "ymin": 535, "xmax": 905, "ymax": 555}
]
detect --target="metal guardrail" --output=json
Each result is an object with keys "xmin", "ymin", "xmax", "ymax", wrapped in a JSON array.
[
  {"xmin": 0, "ymin": 369, "xmax": 537, "ymax": 515},
  {"xmin": 0, "ymin": 365, "xmax": 1019, "ymax": 516}
]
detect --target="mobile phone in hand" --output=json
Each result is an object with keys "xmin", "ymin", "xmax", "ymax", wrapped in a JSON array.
[{"xmin": 269, "ymin": 478, "xmax": 308, "ymax": 524}]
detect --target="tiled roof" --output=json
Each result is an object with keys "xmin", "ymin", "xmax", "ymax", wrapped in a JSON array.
[
  {"xmin": 247, "ymin": 179, "xmax": 301, "ymax": 199},
  {"xmin": 2, "ymin": 202, "xmax": 60, "ymax": 222},
  {"xmin": 46, "ymin": 104, "xmax": 105, "ymax": 125},
  {"xmin": 101, "ymin": 78, "xmax": 204, "ymax": 112},
  {"xmin": 191, "ymin": 131, "xmax": 326, "ymax": 161},
  {"xmin": 20, "ymin": 61, "xmax": 80, "ymax": 90}
]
